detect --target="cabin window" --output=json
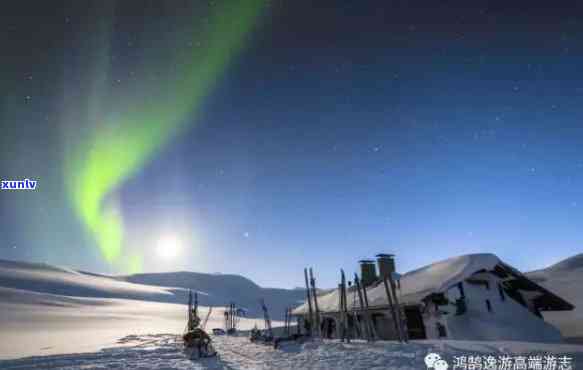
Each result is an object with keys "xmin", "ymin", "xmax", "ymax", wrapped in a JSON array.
[
  {"xmin": 437, "ymin": 323, "xmax": 447, "ymax": 338},
  {"xmin": 498, "ymin": 284, "xmax": 505, "ymax": 301},
  {"xmin": 486, "ymin": 299, "xmax": 492, "ymax": 313}
]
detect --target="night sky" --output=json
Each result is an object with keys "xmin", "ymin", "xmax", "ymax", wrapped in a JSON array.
[{"xmin": 2, "ymin": 1, "xmax": 583, "ymax": 288}]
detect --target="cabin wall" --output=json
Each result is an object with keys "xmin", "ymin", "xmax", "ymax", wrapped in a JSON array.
[
  {"xmin": 371, "ymin": 311, "xmax": 399, "ymax": 340},
  {"xmin": 296, "ymin": 308, "xmax": 402, "ymax": 340}
]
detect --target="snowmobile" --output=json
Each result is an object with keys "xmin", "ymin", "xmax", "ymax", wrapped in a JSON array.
[{"xmin": 183, "ymin": 290, "xmax": 216, "ymax": 358}]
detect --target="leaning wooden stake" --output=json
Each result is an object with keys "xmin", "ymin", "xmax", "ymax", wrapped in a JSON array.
[
  {"xmin": 361, "ymin": 278, "xmax": 377, "ymax": 341},
  {"xmin": 286, "ymin": 307, "xmax": 293, "ymax": 336},
  {"xmin": 353, "ymin": 274, "xmax": 371, "ymax": 341},
  {"xmin": 284, "ymin": 307, "xmax": 288, "ymax": 336},
  {"xmin": 349, "ymin": 284, "xmax": 361, "ymax": 339},
  {"xmin": 341, "ymin": 269, "xmax": 350, "ymax": 343},
  {"xmin": 388, "ymin": 274, "xmax": 408, "ymax": 343},
  {"xmin": 304, "ymin": 268, "xmax": 315, "ymax": 336},
  {"xmin": 202, "ymin": 306, "xmax": 213, "ymax": 330},
  {"xmin": 338, "ymin": 282, "xmax": 344, "ymax": 340},
  {"xmin": 309, "ymin": 268, "xmax": 322, "ymax": 338},
  {"xmin": 383, "ymin": 276, "xmax": 403, "ymax": 342},
  {"xmin": 287, "ymin": 307, "xmax": 292, "ymax": 336}
]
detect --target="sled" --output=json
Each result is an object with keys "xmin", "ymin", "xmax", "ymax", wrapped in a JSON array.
[{"xmin": 183, "ymin": 290, "xmax": 217, "ymax": 358}]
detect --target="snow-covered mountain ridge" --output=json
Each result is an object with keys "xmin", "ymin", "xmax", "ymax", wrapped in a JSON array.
[{"xmin": 0, "ymin": 258, "xmax": 305, "ymax": 318}]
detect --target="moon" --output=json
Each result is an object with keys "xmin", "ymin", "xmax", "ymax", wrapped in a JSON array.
[{"xmin": 155, "ymin": 235, "xmax": 182, "ymax": 260}]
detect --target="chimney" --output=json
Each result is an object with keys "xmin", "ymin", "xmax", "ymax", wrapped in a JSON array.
[
  {"xmin": 376, "ymin": 253, "xmax": 395, "ymax": 280},
  {"xmin": 359, "ymin": 259, "xmax": 377, "ymax": 287}
]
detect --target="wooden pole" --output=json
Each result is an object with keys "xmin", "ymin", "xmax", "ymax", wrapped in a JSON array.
[
  {"xmin": 383, "ymin": 276, "xmax": 402, "ymax": 342},
  {"xmin": 285, "ymin": 307, "xmax": 291, "ymax": 336},
  {"xmin": 388, "ymin": 274, "xmax": 408, "ymax": 343},
  {"xmin": 194, "ymin": 292, "xmax": 198, "ymax": 319},
  {"xmin": 286, "ymin": 307, "xmax": 290, "ymax": 336},
  {"xmin": 353, "ymin": 274, "xmax": 371, "ymax": 341},
  {"xmin": 304, "ymin": 268, "xmax": 314, "ymax": 336},
  {"xmin": 230, "ymin": 302, "xmax": 235, "ymax": 331},
  {"xmin": 338, "ymin": 283, "xmax": 344, "ymax": 340},
  {"xmin": 202, "ymin": 306, "xmax": 213, "ymax": 330},
  {"xmin": 290, "ymin": 307, "xmax": 294, "ymax": 335},
  {"xmin": 309, "ymin": 268, "xmax": 321, "ymax": 338},
  {"xmin": 361, "ymin": 279, "xmax": 377, "ymax": 341},
  {"xmin": 341, "ymin": 269, "xmax": 350, "ymax": 343},
  {"xmin": 349, "ymin": 283, "xmax": 361, "ymax": 339},
  {"xmin": 188, "ymin": 290, "xmax": 193, "ymax": 331}
]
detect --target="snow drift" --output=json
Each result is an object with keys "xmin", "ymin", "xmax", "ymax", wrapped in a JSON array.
[{"xmin": 527, "ymin": 254, "xmax": 583, "ymax": 343}]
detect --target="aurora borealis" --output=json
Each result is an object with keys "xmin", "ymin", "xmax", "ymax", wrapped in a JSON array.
[
  {"xmin": 2, "ymin": 1, "xmax": 583, "ymax": 288},
  {"xmin": 63, "ymin": 0, "xmax": 264, "ymax": 271}
]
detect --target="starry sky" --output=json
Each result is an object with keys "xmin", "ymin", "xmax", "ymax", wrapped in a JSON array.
[{"xmin": 1, "ymin": 0, "xmax": 583, "ymax": 289}]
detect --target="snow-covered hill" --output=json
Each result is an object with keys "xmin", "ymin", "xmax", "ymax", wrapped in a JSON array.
[
  {"xmin": 0, "ymin": 259, "xmax": 305, "ymax": 318},
  {"xmin": 122, "ymin": 271, "xmax": 306, "ymax": 319},
  {"xmin": 0, "ymin": 259, "xmax": 175, "ymax": 301},
  {"xmin": 526, "ymin": 254, "xmax": 583, "ymax": 343}
]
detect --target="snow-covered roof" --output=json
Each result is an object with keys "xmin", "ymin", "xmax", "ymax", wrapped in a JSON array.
[{"xmin": 292, "ymin": 253, "xmax": 528, "ymax": 315}]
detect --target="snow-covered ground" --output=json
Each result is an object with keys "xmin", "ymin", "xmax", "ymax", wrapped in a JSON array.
[
  {"xmin": 2, "ymin": 334, "xmax": 583, "ymax": 370},
  {"xmin": 2, "ymin": 256, "xmax": 583, "ymax": 368},
  {"xmin": 0, "ymin": 259, "xmax": 282, "ymax": 360},
  {"xmin": 0, "ymin": 287, "xmax": 270, "ymax": 360}
]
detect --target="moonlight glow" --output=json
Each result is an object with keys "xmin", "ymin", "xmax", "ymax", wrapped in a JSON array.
[{"xmin": 156, "ymin": 235, "xmax": 182, "ymax": 261}]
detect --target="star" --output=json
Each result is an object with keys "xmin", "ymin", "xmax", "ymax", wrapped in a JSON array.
[{"xmin": 243, "ymin": 232, "xmax": 250, "ymax": 238}]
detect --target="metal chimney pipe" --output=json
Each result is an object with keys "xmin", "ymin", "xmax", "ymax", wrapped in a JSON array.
[
  {"xmin": 359, "ymin": 259, "xmax": 377, "ymax": 287},
  {"xmin": 376, "ymin": 253, "xmax": 395, "ymax": 279}
]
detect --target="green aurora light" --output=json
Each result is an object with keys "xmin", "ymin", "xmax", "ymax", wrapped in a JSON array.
[{"xmin": 65, "ymin": 1, "xmax": 265, "ymax": 272}]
